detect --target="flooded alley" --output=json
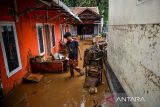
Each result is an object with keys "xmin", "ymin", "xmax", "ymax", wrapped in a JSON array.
[
  {"xmin": 1, "ymin": 0, "xmax": 160, "ymax": 107},
  {"xmin": 1, "ymin": 40, "xmax": 114, "ymax": 107}
]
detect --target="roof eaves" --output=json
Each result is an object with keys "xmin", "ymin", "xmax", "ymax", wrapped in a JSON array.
[
  {"xmin": 44, "ymin": 0, "xmax": 82, "ymax": 23},
  {"xmin": 38, "ymin": 0, "xmax": 82, "ymax": 23}
]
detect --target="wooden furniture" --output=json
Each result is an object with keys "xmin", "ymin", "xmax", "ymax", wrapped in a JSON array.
[
  {"xmin": 30, "ymin": 57, "xmax": 68, "ymax": 73},
  {"xmin": 85, "ymin": 58, "xmax": 103, "ymax": 84}
]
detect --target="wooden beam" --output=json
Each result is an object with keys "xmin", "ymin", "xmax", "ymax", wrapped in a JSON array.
[
  {"xmin": 34, "ymin": 8, "xmax": 62, "ymax": 10},
  {"xmin": 14, "ymin": 0, "xmax": 18, "ymax": 22},
  {"xmin": 39, "ymin": 0, "xmax": 52, "ymax": 7},
  {"xmin": 63, "ymin": 18, "xmax": 76, "ymax": 24},
  {"xmin": 18, "ymin": 3, "xmax": 45, "ymax": 17},
  {"xmin": 46, "ymin": 10, "xmax": 48, "ymax": 22},
  {"xmin": 48, "ymin": 13, "xmax": 64, "ymax": 21},
  {"xmin": 51, "ymin": 5, "xmax": 60, "ymax": 8}
]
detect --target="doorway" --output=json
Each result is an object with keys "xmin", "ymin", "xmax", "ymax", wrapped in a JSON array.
[{"xmin": 77, "ymin": 24, "xmax": 94, "ymax": 35}]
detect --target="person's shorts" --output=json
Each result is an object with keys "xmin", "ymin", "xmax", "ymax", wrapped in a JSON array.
[{"xmin": 69, "ymin": 59, "xmax": 78, "ymax": 67}]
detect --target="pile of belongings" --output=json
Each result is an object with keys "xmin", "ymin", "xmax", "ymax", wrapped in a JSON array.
[
  {"xmin": 97, "ymin": 41, "xmax": 108, "ymax": 61},
  {"xmin": 30, "ymin": 53, "xmax": 67, "ymax": 63},
  {"xmin": 83, "ymin": 44, "xmax": 103, "ymax": 91},
  {"xmin": 30, "ymin": 52, "xmax": 68, "ymax": 73},
  {"xmin": 53, "ymin": 53, "xmax": 65, "ymax": 60},
  {"xmin": 83, "ymin": 44, "xmax": 104, "ymax": 68},
  {"xmin": 83, "ymin": 42, "xmax": 107, "ymax": 93},
  {"xmin": 97, "ymin": 41, "xmax": 107, "ymax": 50}
]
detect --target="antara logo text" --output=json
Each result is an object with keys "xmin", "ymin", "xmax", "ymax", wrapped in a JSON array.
[{"xmin": 116, "ymin": 97, "xmax": 146, "ymax": 102}]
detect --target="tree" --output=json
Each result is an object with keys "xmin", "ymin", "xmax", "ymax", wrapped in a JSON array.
[{"xmin": 63, "ymin": 0, "xmax": 108, "ymax": 24}]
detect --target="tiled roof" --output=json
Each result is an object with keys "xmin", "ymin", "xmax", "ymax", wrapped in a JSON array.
[{"xmin": 70, "ymin": 7, "xmax": 100, "ymax": 15}]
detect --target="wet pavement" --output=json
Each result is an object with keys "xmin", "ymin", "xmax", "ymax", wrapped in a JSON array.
[{"xmin": 2, "ymin": 40, "xmax": 115, "ymax": 107}]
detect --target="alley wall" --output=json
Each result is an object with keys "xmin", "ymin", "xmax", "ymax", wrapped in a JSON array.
[
  {"xmin": 0, "ymin": 0, "xmax": 62, "ymax": 94},
  {"xmin": 108, "ymin": 0, "xmax": 160, "ymax": 107}
]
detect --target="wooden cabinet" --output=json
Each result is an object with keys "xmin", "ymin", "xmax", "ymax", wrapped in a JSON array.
[{"xmin": 31, "ymin": 60, "xmax": 66, "ymax": 73}]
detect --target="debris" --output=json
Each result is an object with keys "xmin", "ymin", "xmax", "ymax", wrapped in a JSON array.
[
  {"xmin": 102, "ymin": 82, "xmax": 105, "ymax": 85},
  {"xmin": 23, "ymin": 73, "xmax": 43, "ymax": 83},
  {"xmin": 63, "ymin": 104, "xmax": 67, "ymax": 107},
  {"xmin": 93, "ymin": 99, "xmax": 102, "ymax": 107},
  {"xmin": 83, "ymin": 43, "xmax": 105, "ymax": 87},
  {"xmin": 45, "ymin": 79, "xmax": 53, "ymax": 84},
  {"xmin": 63, "ymin": 97, "xmax": 79, "ymax": 107},
  {"xmin": 80, "ymin": 95, "xmax": 86, "ymax": 107},
  {"xmin": 88, "ymin": 87, "xmax": 98, "ymax": 94},
  {"xmin": 84, "ymin": 77, "xmax": 99, "ymax": 88},
  {"xmin": 80, "ymin": 102, "xmax": 85, "ymax": 107}
]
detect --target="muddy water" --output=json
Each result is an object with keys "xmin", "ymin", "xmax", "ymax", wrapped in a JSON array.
[{"xmin": 3, "ymin": 40, "xmax": 114, "ymax": 107}]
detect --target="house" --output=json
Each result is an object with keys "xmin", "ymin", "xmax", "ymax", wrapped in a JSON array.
[
  {"xmin": 70, "ymin": 7, "xmax": 102, "ymax": 38},
  {"xmin": 108, "ymin": 0, "xmax": 160, "ymax": 107},
  {"xmin": 0, "ymin": 0, "xmax": 81, "ymax": 95}
]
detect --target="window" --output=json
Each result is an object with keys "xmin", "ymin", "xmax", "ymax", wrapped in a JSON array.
[
  {"xmin": 0, "ymin": 22, "xmax": 22, "ymax": 77},
  {"xmin": 51, "ymin": 24, "xmax": 56, "ymax": 47},
  {"xmin": 36, "ymin": 23, "xmax": 45, "ymax": 55}
]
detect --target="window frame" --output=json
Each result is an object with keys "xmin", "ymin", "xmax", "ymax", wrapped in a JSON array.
[
  {"xmin": 36, "ymin": 23, "xmax": 45, "ymax": 56},
  {"xmin": 44, "ymin": 23, "xmax": 53, "ymax": 51},
  {"xmin": 60, "ymin": 24, "xmax": 64, "ymax": 41},
  {"xmin": 0, "ymin": 22, "xmax": 22, "ymax": 77},
  {"xmin": 51, "ymin": 24, "xmax": 56, "ymax": 47}
]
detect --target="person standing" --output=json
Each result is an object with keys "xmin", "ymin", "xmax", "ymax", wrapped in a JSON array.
[{"xmin": 64, "ymin": 32, "xmax": 84, "ymax": 78}]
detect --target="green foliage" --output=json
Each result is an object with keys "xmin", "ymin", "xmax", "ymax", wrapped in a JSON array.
[
  {"xmin": 63, "ymin": 0, "xmax": 108, "ymax": 23},
  {"xmin": 98, "ymin": 0, "xmax": 108, "ymax": 22}
]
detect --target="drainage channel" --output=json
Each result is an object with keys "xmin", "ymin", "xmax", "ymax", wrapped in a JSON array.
[{"xmin": 104, "ymin": 61, "xmax": 134, "ymax": 107}]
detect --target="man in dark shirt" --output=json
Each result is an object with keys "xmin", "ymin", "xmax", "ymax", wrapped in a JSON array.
[{"xmin": 64, "ymin": 32, "xmax": 84, "ymax": 78}]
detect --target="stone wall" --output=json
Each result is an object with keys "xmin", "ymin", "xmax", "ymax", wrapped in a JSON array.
[{"xmin": 108, "ymin": 24, "xmax": 160, "ymax": 107}]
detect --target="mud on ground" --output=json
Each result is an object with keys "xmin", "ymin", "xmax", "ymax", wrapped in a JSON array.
[{"xmin": 2, "ymin": 40, "xmax": 114, "ymax": 107}]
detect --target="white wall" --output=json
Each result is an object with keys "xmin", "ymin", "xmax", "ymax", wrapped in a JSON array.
[
  {"xmin": 108, "ymin": 25, "xmax": 160, "ymax": 107},
  {"xmin": 108, "ymin": 0, "xmax": 160, "ymax": 107},
  {"xmin": 109, "ymin": 0, "xmax": 160, "ymax": 25}
]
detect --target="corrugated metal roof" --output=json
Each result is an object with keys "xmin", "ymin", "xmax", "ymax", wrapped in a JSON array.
[{"xmin": 39, "ymin": 0, "xmax": 82, "ymax": 23}]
